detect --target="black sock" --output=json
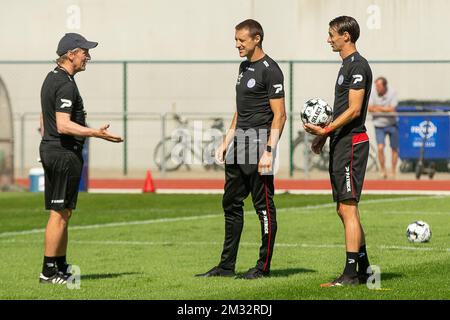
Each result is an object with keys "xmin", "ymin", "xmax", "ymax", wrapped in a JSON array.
[
  {"xmin": 56, "ymin": 256, "xmax": 68, "ymax": 273},
  {"xmin": 42, "ymin": 256, "xmax": 58, "ymax": 277},
  {"xmin": 343, "ymin": 252, "xmax": 358, "ymax": 276},
  {"xmin": 358, "ymin": 245, "xmax": 370, "ymax": 275}
]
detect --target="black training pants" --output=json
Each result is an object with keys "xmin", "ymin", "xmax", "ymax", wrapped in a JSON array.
[{"xmin": 219, "ymin": 162, "xmax": 277, "ymax": 273}]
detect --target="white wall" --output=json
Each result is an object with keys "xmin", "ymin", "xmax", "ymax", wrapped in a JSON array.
[
  {"xmin": 1, "ymin": 0, "xmax": 449, "ymax": 61},
  {"xmin": 1, "ymin": 0, "xmax": 449, "ymax": 176}
]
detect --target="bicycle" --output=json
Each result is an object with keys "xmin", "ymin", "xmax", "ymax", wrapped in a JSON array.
[
  {"xmin": 153, "ymin": 113, "xmax": 225, "ymax": 172},
  {"xmin": 292, "ymin": 130, "xmax": 379, "ymax": 172}
]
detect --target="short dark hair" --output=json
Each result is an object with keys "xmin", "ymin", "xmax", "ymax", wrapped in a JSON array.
[
  {"xmin": 235, "ymin": 19, "xmax": 264, "ymax": 47},
  {"xmin": 329, "ymin": 16, "xmax": 360, "ymax": 43},
  {"xmin": 376, "ymin": 76, "xmax": 388, "ymax": 87}
]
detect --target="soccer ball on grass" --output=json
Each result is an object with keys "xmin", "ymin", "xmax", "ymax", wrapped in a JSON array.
[{"xmin": 406, "ymin": 220, "xmax": 432, "ymax": 243}]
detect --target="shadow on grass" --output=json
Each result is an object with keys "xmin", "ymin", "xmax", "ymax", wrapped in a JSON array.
[
  {"xmin": 380, "ymin": 272, "xmax": 403, "ymax": 281},
  {"xmin": 269, "ymin": 268, "xmax": 316, "ymax": 278},
  {"xmin": 82, "ymin": 272, "xmax": 140, "ymax": 280}
]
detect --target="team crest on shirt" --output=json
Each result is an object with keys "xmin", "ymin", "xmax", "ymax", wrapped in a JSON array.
[
  {"xmin": 338, "ymin": 74, "xmax": 344, "ymax": 85},
  {"xmin": 247, "ymin": 78, "xmax": 256, "ymax": 88}
]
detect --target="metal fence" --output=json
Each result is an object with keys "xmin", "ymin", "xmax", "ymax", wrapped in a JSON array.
[
  {"xmin": 2, "ymin": 59, "xmax": 450, "ymax": 178},
  {"xmin": 11, "ymin": 110, "xmax": 450, "ymax": 180}
]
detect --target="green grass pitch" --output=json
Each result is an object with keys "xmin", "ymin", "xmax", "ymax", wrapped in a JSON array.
[{"xmin": 0, "ymin": 192, "xmax": 449, "ymax": 299}]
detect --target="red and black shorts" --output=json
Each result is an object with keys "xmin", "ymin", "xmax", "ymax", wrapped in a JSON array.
[{"xmin": 329, "ymin": 132, "xmax": 369, "ymax": 203}]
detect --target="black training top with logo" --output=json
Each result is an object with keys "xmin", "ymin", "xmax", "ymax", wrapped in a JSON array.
[
  {"xmin": 40, "ymin": 67, "xmax": 86, "ymax": 148},
  {"xmin": 235, "ymin": 55, "xmax": 284, "ymax": 131},
  {"xmin": 332, "ymin": 51, "xmax": 372, "ymax": 138}
]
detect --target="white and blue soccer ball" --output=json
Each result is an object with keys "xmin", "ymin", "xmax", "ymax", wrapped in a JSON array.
[
  {"xmin": 406, "ymin": 220, "xmax": 432, "ymax": 243},
  {"xmin": 301, "ymin": 98, "xmax": 333, "ymax": 127}
]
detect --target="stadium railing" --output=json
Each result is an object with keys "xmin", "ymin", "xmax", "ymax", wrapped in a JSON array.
[{"xmin": 2, "ymin": 59, "xmax": 450, "ymax": 178}]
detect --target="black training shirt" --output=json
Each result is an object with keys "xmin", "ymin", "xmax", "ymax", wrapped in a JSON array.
[
  {"xmin": 40, "ymin": 67, "xmax": 86, "ymax": 148},
  {"xmin": 332, "ymin": 51, "xmax": 372, "ymax": 138},
  {"xmin": 235, "ymin": 55, "xmax": 284, "ymax": 131}
]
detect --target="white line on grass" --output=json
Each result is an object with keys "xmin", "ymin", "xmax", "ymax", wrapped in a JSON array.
[
  {"xmin": 0, "ymin": 195, "xmax": 446, "ymax": 238},
  {"xmin": 1, "ymin": 238, "xmax": 449, "ymax": 252},
  {"xmin": 365, "ymin": 210, "xmax": 450, "ymax": 215},
  {"xmin": 377, "ymin": 245, "xmax": 450, "ymax": 252},
  {"xmin": 0, "ymin": 214, "xmax": 219, "ymax": 238},
  {"xmin": 90, "ymin": 188, "xmax": 450, "ymax": 196}
]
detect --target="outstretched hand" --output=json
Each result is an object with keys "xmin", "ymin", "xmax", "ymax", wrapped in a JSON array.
[{"xmin": 96, "ymin": 124, "xmax": 124, "ymax": 143}]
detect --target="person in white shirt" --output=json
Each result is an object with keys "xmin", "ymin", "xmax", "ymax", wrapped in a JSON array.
[{"xmin": 368, "ymin": 77, "xmax": 398, "ymax": 179}]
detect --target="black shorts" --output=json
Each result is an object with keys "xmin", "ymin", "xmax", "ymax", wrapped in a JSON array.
[
  {"xmin": 329, "ymin": 132, "xmax": 369, "ymax": 203},
  {"xmin": 39, "ymin": 142, "xmax": 83, "ymax": 211}
]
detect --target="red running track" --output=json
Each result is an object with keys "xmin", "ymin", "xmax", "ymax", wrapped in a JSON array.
[{"xmin": 15, "ymin": 178, "xmax": 450, "ymax": 191}]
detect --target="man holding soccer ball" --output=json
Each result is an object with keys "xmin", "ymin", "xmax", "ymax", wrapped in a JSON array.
[{"xmin": 304, "ymin": 16, "xmax": 373, "ymax": 287}]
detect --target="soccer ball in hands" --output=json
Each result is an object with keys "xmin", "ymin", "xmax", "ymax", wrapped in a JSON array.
[
  {"xmin": 406, "ymin": 221, "xmax": 432, "ymax": 243},
  {"xmin": 301, "ymin": 98, "xmax": 333, "ymax": 127}
]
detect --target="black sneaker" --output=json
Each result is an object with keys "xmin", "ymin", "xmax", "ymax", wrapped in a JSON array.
[
  {"xmin": 39, "ymin": 272, "xmax": 69, "ymax": 285},
  {"xmin": 358, "ymin": 270, "xmax": 375, "ymax": 285},
  {"xmin": 59, "ymin": 263, "xmax": 73, "ymax": 277},
  {"xmin": 320, "ymin": 274, "xmax": 359, "ymax": 287},
  {"xmin": 236, "ymin": 268, "xmax": 269, "ymax": 280},
  {"xmin": 195, "ymin": 266, "xmax": 235, "ymax": 277}
]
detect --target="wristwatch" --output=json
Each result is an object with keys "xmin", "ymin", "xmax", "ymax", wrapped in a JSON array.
[{"xmin": 266, "ymin": 145, "xmax": 272, "ymax": 153}]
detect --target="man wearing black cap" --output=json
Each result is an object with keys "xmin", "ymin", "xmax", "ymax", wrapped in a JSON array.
[{"xmin": 39, "ymin": 33, "xmax": 123, "ymax": 284}]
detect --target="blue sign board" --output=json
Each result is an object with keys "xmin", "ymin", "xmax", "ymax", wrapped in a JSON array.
[{"xmin": 398, "ymin": 114, "xmax": 450, "ymax": 159}]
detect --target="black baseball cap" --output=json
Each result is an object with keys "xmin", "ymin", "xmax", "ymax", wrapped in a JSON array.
[{"xmin": 56, "ymin": 33, "xmax": 98, "ymax": 56}]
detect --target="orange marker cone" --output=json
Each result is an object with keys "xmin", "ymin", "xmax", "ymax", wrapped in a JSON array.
[{"xmin": 143, "ymin": 169, "xmax": 155, "ymax": 193}]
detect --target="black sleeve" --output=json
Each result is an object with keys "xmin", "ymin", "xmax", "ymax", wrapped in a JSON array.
[
  {"xmin": 348, "ymin": 62, "xmax": 369, "ymax": 90},
  {"xmin": 264, "ymin": 66, "xmax": 285, "ymax": 99},
  {"xmin": 238, "ymin": 61, "xmax": 250, "ymax": 76},
  {"xmin": 235, "ymin": 61, "xmax": 246, "ymax": 86},
  {"xmin": 55, "ymin": 82, "xmax": 76, "ymax": 114},
  {"xmin": 238, "ymin": 61, "xmax": 246, "ymax": 73}
]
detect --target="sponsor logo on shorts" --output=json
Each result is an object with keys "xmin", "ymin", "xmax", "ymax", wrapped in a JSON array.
[
  {"xmin": 345, "ymin": 166, "xmax": 351, "ymax": 192},
  {"xmin": 261, "ymin": 210, "xmax": 269, "ymax": 234},
  {"xmin": 51, "ymin": 199, "xmax": 64, "ymax": 204}
]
